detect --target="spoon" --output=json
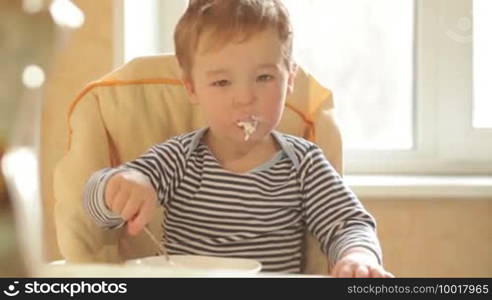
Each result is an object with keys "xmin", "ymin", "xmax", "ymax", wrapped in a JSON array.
[{"xmin": 142, "ymin": 225, "xmax": 172, "ymax": 263}]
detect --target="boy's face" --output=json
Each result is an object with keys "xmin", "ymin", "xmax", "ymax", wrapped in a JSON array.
[{"xmin": 184, "ymin": 28, "xmax": 296, "ymax": 144}]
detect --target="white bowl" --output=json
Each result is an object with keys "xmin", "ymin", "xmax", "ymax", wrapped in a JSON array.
[{"xmin": 126, "ymin": 255, "xmax": 262, "ymax": 275}]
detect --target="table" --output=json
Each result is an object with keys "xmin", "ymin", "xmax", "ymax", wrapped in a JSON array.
[{"xmin": 36, "ymin": 263, "xmax": 327, "ymax": 278}]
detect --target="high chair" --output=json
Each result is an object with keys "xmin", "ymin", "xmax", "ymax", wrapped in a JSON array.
[{"xmin": 53, "ymin": 54, "xmax": 342, "ymax": 275}]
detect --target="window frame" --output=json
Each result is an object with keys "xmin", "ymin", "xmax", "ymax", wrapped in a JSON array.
[{"xmin": 345, "ymin": 0, "xmax": 492, "ymax": 175}]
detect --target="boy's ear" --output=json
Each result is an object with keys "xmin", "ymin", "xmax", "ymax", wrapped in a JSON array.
[
  {"xmin": 287, "ymin": 63, "xmax": 298, "ymax": 94},
  {"xmin": 182, "ymin": 78, "xmax": 199, "ymax": 104}
]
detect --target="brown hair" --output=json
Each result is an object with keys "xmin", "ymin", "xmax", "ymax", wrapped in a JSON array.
[{"xmin": 174, "ymin": 0, "xmax": 293, "ymax": 79}]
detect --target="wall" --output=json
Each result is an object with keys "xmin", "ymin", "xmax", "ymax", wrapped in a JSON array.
[{"xmin": 363, "ymin": 197, "xmax": 492, "ymax": 277}]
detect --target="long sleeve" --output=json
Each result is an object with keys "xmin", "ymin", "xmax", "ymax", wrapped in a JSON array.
[
  {"xmin": 83, "ymin": 167, "xmax": 126, "ymax": 229},
  {"xmin": 83, "ymin": 138, "xmax": 187, "ymax": 229},
  {"xmin": 299, "ymin": 145, "xmax": 382, "ymax": 268}
]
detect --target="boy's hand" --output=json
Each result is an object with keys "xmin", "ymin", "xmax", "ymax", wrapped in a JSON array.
[
  {"xmin": 104, "ymin": 170, "xmax": 158, "ymax": 236},
  {"xmin": 330, "ymin": 247, "xmax": 394, "ymax": 278}
]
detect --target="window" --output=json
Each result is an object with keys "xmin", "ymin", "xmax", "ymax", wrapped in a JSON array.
[
  {"xmin": 284, "ymin": 0, "xmax": 491, "ymax": 175},
  {"xmin": 284, "ymin": 0, "xmax": 414, "ymax": 151},
  {"xmin": 122, "ymin": 0, "xmax": 186, "ymax": 63},
  {"xmin": 473, "ymin": 0, "xmax": 492, "ymax": 129},
  {"xmin": 122, "ymin": 0, "xmax": 160, "ymax": 63},
  {"xmin": 121, "ymin": 0, "xmax": 492, "ymax": 175},
  {"xmin": 431, "ymin": 0, "xmax": 492, "ymax": 173}
]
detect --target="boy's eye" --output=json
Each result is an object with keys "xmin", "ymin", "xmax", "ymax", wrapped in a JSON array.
[
  {"xmin": 211, "ymin": 80, "xmax": 230, "ymax": 87},
  {"xmin": 257, "ymin": 74, "xmax": 274, "ymax": 82}
]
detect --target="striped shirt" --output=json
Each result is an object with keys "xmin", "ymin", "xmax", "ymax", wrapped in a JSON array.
[{"xmin": 84, "ymin": 128, "xmax": 381, "ymax": 273}]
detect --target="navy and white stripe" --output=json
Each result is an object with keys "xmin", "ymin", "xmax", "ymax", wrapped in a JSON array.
[{"xmin": 84, "ymin": 128, "xmax": 381, "ymax": 273}]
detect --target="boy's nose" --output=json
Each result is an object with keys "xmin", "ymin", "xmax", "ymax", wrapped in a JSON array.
[{"xmin": 233, "ymin": 85, "xmax": 256, "ymax": 106}]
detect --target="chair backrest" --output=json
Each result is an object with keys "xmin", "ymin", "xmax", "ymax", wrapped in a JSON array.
[{"xmin": 53, "ymin": 54, "xmax": 342, "ymax": 274}]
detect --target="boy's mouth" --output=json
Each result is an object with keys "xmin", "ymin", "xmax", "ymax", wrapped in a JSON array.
[{"xmin": 236, "ymin": 115, "xmax": 259, "ymax": 141}]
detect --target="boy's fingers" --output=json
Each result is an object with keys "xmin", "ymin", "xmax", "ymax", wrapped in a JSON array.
[
  {"xmin": 127, "ymin": 198, "xmax": 155, "ymax": 236},
  {"xmin": 105, "ymin": 175, "xmax": 122, "ymax": 203},
  {"xmin": 384, "ymin": 271, "xmax": 395, "ymax": 278},
  {"xmin": 330, "ymin": 263, "xmax": 340, "ymax": 277},
  {"xmin": 145, "ymin": 188, "xmax": 158, "ymax": 206},
  {"xmin": 120, "ymin": 192, "xmax": 143, "ymax": 221},
  {"xmin": 337, "ymin": 264, "xmax": 355, "ymax": 278},
  {"xmin": 105, "ymin": 181, "xmax": 117, "ymax": 209},
  {"xmin": 354, "ymin": 265, "xmax": 370, "ymax": 278},
  {"xmin": 126, "ymin": 218, "xmax": 140, "ymax": 236},
  {"xmin": 330, "ymin": 261, "xmax": 348, "ymax": 278},
  {"xmin": 111, "ymin": 187, "xmax": 130, "ymax": 215},
  {"xmin": 369, "ymin": 265, "xmax": 385, "ymax": 278}
]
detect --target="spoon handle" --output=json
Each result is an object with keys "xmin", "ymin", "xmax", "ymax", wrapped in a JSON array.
[{"xmin": 143, "ymin": 226, "xmax": 170, "ymax": 261}]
